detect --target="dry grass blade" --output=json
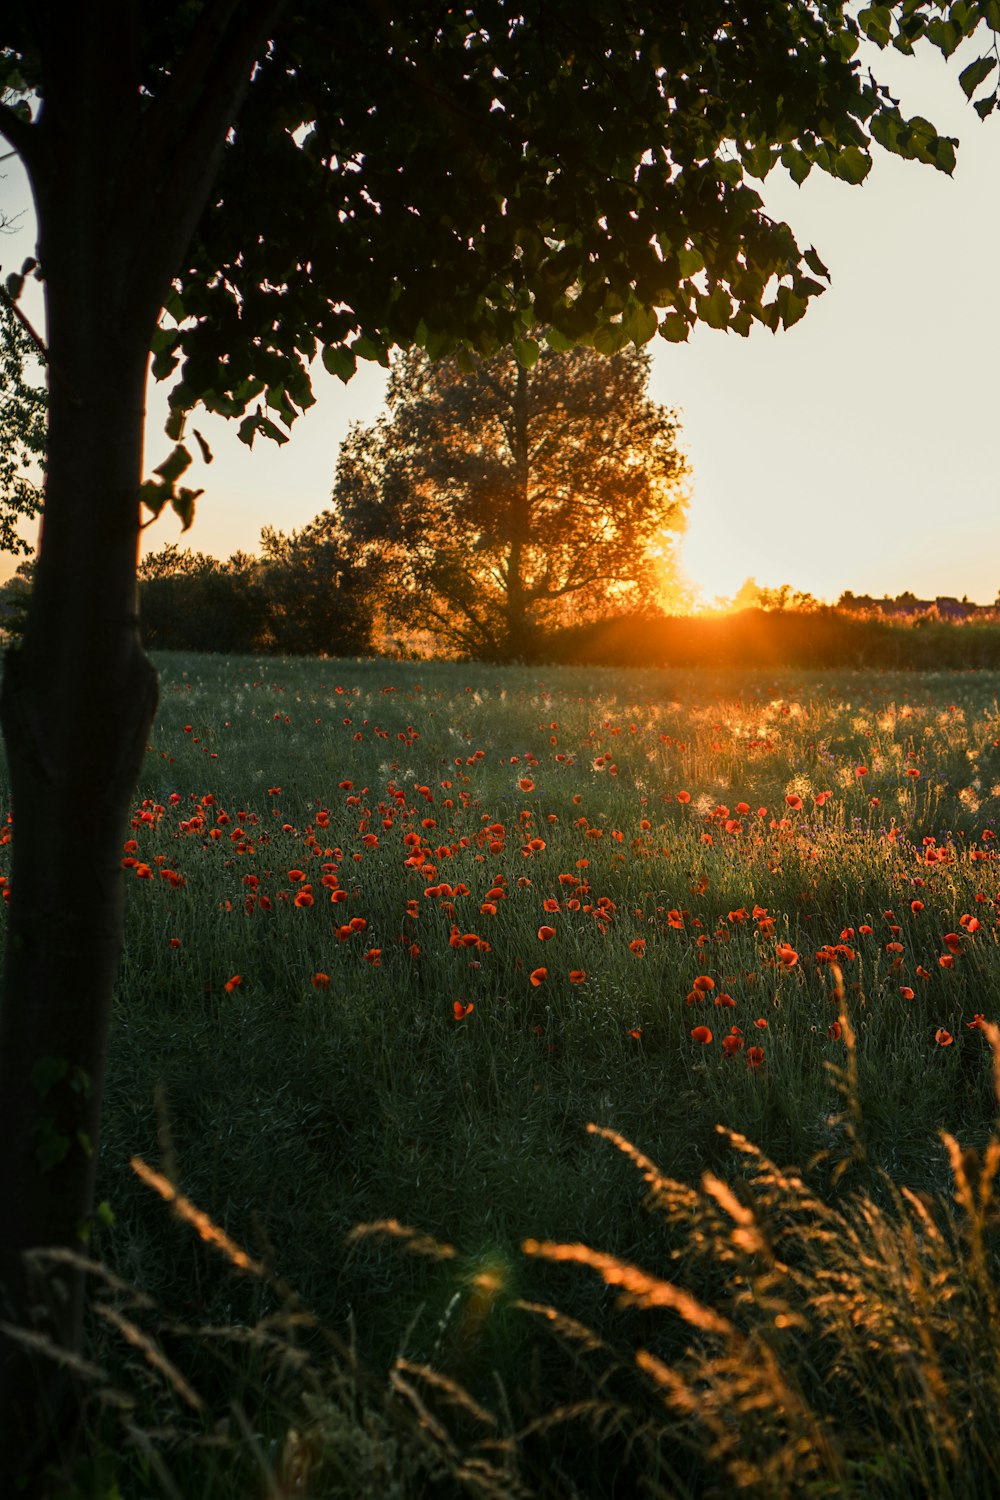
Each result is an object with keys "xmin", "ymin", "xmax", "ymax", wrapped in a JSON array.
[
  {"xmin": 131, "ymin": 1156, "xmax": 263, "ymax": 1275},
  {"xmin": 92, "ymin": 1302, "xmax": 204, "ymax": 1413},
  {"xmin": 522, "ymin": 1240, "xmax": 733, "ymax": 1334},
  {"xmin": 346, "ymin": 1218, "xmax": 457, "ymax": 1260}
]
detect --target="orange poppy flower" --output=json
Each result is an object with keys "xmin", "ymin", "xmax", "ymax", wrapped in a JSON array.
[
  {"xmin": 899, "ymin": 986, "xmax": 915, "ymax": 999},
  {"xmin": 692, "ymin": 975, "xmax": 715, "ymax": 993},
  {"xmin": 311, "ymin": 972, "xmax": 330, "ymax": 989},
  {"xmin": 676, "ymin": 791, "xmax": 691, "ymax": 804},
  {"xmin": 776, "ymin": 943, "xmax": 798, "ymax": 968},
  {"xmin": 224, "ymin": 975, "xmax": 242, "ymax": 993},
  {"xmin": 827, "ymin": 1021, "xmax": 842, "ymax": 1041},
  {"xmin": 518, "ymin": 778, "xmax": 535, "ymax": 792},
  {"xmin": 943, "ymin": 932, "xmax": 962, "ymax": 953},
  {"xmin": 537, "ymin": 925, "xmax": 557, "ymax": 941},
  {"xmin": 542, "ymin": 898, "xmax": 560, "ymax": 913},
  {"xmin": 568, "ymin": 969, "xmax": 587, "ymax": 984},
  {"xmin": 911, "ymin": 899, "xmax": 924, "ymax": 913},
  {"xmin": 746, "ymin": 1046, "xmax": 765, "ymax": 1070},
  {"xmin": 453, "ymin": 1000, "xmax": 474, "ymax": 1020},
  {"xmin": 629, "ymin": 938, "xmax": 646, "ymax": 955},
  {"xmin": 714, "ymin": 992, "xmax": 736, "ymax": 1008},
  {"xmin": 722, "ymin": 1034, "xmax": 743, "ymax": 1057},
  {"xmin": 690, "ymin": 1025, "xmax": 712, "ymax": 1045},
  {"xmin": 785, "ymin": 793, "xmax": 802, "ymax": 810},
  {"xmin": 934, "ymin": 1028, "xmax": 954, "ymax": 1047},
  {"xmin": 529, "ymin": 968, "xmax": 547, "ymax": 986}
]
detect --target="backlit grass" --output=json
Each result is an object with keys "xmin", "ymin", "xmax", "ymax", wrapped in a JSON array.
[{"xmin": 8, "ymin": 655, "xmax": 1000, "ymax": 1495}]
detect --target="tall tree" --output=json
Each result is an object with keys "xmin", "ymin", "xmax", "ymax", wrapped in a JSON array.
[
  {"xmin": 0, "ymin": 2, "xmax": 991, "ymax": 1486},
  {"xmin": 334, "ymin": 343, "xmax": 688, "ymax": 659}
]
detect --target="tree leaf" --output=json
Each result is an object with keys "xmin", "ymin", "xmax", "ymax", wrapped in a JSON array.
[
  {"xmin": 959, "ymin": 55, "xmax": 997, "ymax": 99},
  {"xmin": 512, "ymin": 335, "xmax": 540, "ymax": 367},
  {"xmin": 322, "ymin": 343, "xmax": 357, "ymax": 383},
  {"xmin": 170, "ymin": 486, "xmax": 202, "ymax": 532},
  {"xmin": 152, "ymin": 444, "xmax": 192, "ymax": 485},
  {"xmin": 657, "ymin": 314, "xmax": 689, "ymax": 343}
]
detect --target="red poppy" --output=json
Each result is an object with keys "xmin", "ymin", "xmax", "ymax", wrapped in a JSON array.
[
  {"xmin": 827, "ymin": 1021, "xmax": 842, "ymax": 1041},
  {"xmin": 453, "ymin": 1000, "xmax": 474, "ymax": 1020},
  {"xmin": 722, "ymin": 1034, "xmax": 743, "ymax": 1057},
  {"xmin": 899, "ymin": 986, "xmax": 915, "ymax": 1000},
  {"xmin": 518, "ymin": 777, "xmax": 535, "ymax": 792},
  {"xmin": 537, "ymin": 925, "xmax": 557, "ymax": 941},
  {"xmin": 311, "ymin": 972, "xmax": 330, "ymax": 989},
  {"xmin": 568, "ymin": 969, "xmax": 587, "ymax": 984},
  {"xmin": 746, "ymin": 1046, "xmax": 765, "ymax": 1070},
  {"xmin": 690, "ymin": 1025, "xmax": 712, "ymax": 1045},
  {"xmin": 676, "ymin": 791, "xmax": 691, "ymax": 804},
  {"xmin": 629, "ymin": 938, "xmax": 646, "ymax": 955},
  {"xmin": 530, "ymin": 968, "xmax": 547, "ymax": 986},
  {"xmin": 785, "ymin": 793, "xmax": 802, "ymax": 810},
  {"xmin": 714, "ymin": 992, "xmax": 736, "ymax": 1008},
  {"xmin": 224, "ymin": 975, "xmax": 242, "ymax": 993},
  {"xmin": 934, "ymin": 1028, "xmax": 954, "ymax": 1047}
]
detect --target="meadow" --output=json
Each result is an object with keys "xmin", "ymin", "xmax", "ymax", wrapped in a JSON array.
[{"xmin": 21, "ymin": 655, "xmax": 1000, "ymax": 1497}]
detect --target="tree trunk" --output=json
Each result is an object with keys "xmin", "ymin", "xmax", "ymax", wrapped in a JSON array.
[
  {"xmin": 504, "ymin": 360, "xmax": 533, "ymax": 660},
  {"xmin": 0, "ymin": 312, "xmax": 158, "ymax": 1496},
  {"xmin": 0, "ymin": 53, "xmax": 161, "ymax": 1492}
]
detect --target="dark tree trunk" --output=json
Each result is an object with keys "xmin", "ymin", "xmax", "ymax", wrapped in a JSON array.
[
  {"xmin": 0, "ymin": 121, "xmax": 159, "ymax": 1497},
  {"xmin": 504, "ymin": 361, "xmax": 533, "ymax": 660},
  {"xmin": 0, "ymin": 5, "xmax": 289, "ymax": 1487}
]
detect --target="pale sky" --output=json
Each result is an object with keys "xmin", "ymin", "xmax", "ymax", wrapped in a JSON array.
[{"xmin": 1, "ymin": 35, "xmax": 997, "ymax": 606}]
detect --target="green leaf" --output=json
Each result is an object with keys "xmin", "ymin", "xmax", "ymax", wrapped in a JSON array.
[
  {"xmin": 803, "ymin": 246, "xmax": 830, "ymax": 281},
  {"xmin": 697, "ymin": 287, "xmax": 731, "ymax": 330},
  {"xmin": 96, "ymin": 1200, "xmax": 116, "ymax": 1230},
  {"xmin": 676, "ymin": 247, "xmax": 704, "ymax": 277},
  {"xmin": 31, "ymin": 1055, "xmax": 68, "ymax": 1098},
  {"xmin": 858, "ymin": 4, "xmax": 892, "ymax": 47},
  {"xmin": 353, "ymin": 334, "xmax": 390, "ymax": 367},
  {"xmin": 511, "ymin": 336, "xmax": 540, "ymax": 368},
  {"xmin": 657, "ymin": 313, "xmax": 689, "ymax": 343},
  {"xmin": 164, "ymin": 406, "xmax": 186, "ymax": 442},
  {"xmin": 959, "ymin": 55, "xmax": 997, "ymax": 99},
  {"xmin": 622, "ymin": 301, "xmax": 658, "ymax": 346},
  {"xmin": 974, "ymin": 92, "xmax": 998, "ymax": 120},
  {"xmin": 777, "ymin": 286, "xmax": 808, "ymax": 329},
  {"xmin": 781, "ymin": 146, "xmax": 812, "ymax": 185},
  {"xmin": 832, "ymin": 146, "xmax": 871, "ymax": 184},
  {"xmin": 591, "ymin": 322, "xmax": 628, "ymax": 356},
  {"xmin": 545, "ymin": 327, "xmax": 575, "ymax": 352},
  {"xmin": 192, "ymin": 429, "xmax": 213, "ymax": 464},
  {"xmin": 322, "ymin": 343, "xmax": 357, "ymax": 383}
]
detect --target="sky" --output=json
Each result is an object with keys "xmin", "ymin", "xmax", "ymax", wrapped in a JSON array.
[{"xmin": 1, "ymin": 34, "xmax": 998, "ymax": 608}]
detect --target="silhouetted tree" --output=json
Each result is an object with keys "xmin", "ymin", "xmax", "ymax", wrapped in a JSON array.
[{"xmin": 333, "ymin": 344, "xmax": 688, "ymax": 658}]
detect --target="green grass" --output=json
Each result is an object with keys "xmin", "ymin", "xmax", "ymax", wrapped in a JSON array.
[{"xmin": 10, "ymin": 654, "xmax": 1000, "ymax": 1496}]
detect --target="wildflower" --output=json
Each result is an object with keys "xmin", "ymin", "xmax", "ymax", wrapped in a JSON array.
[
  {"xmin": 690, "ymin": 1026, "xmax": 712, "ymax": 1045},
  {"xmin": 911, "ymin": 899, "xmax": 924, "ymax": 914},
  {"xmin": 518, "ymin": 777, "xmax": 535, "ymax": 792},
  {"xmin": 746, "ymin": 1046, "xmax": 765, "ymax": 1070},
  {"xmin": 529, "ymin": 968, "xmax": 547, "ymax": 986},
  {"xmin": 722, "ymin": 1034, "xmax": 743, "ymax": 1057},
  {"xmin": 628, "ymin": 1027, "xmax": 644, "ymax": 1040},
  {"xmin": 453, "ymin": 1001, "xmax": 474, "ymax": 1020},
  {"xmin": 943, "ymin": 932, "xmax": 962, "ymax": 954},
  {"xmin": 568, "ymin": 969, "xmax": 587, "ymax": 984},
  {"xmin": 899, "ymin": 986, "xmax": 915, "ymax": 1000},
  {"xmin": 224, "ymin": 975, "xmax": 242, "ymax": 993},
  {"xmin": 775, "ymin": 943, "xmax": 798, "ymax": 968},
  {"xmin": 169, "ymin": 937, "xmax": 181, "ymax": 949},
  {"xmin": 676, "ymin": 791, "xmax": 691, "ymax": 804},
  {"xmin": 934, "ymin": 1028, "xmax": 954, "ymax": 1047},
  {"xmin": 827, "ymin": 1021, "xmax": 842, "ymax": 1041},
  {"xmin": 692, "ymin": 975, "xmax": 715, "ymax": 993},
  {"xmin": 629, "ymin": 938, "xmax": 646, "ymax": 956},
  {"xmin": 785, "ymin": 793, "xmax": 802, "ymax": 810},
  {"xmin": 537, "ymin": 925, "xmax": 557, "ymax": 941},
  {"xmin": 714, "ymin": 992, "xmax": 736, "ymax": 1008},
  {"xmin": 311, "ymin": 972, "xmax": 330, "ymax": 989}
]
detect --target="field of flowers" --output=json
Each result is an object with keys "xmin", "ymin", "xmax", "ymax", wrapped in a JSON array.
[{"xmin": 26, "ymin": 654, "xmax": 1000, "ymax": 1495}]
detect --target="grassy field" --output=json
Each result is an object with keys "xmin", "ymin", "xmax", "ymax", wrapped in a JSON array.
[{"xmin": 19, "ymin": 655, "xmax": 1000, "ymax": 1496}]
